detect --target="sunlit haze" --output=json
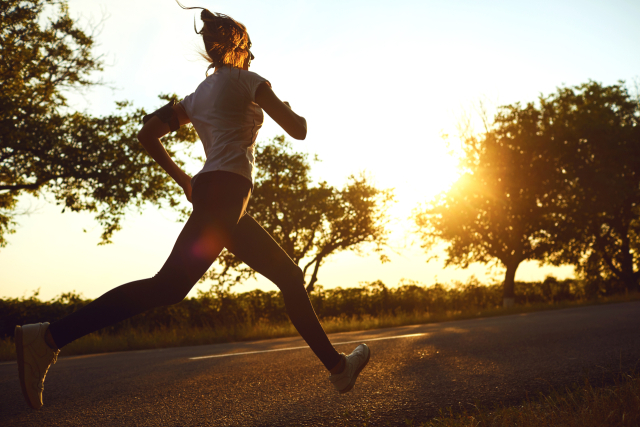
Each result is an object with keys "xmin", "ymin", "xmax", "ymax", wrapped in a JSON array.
[{"xmin": 2, "ymin": 0, "xmax": 639, "ymax": 300}]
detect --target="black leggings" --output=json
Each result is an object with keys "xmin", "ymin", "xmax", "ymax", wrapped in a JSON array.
[{"xmin": 48, "ymin": 171, "xmax": 341, "ymax": 370}]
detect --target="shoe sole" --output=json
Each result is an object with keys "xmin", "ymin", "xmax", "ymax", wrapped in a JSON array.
[
  {"xmin": 15, "ymin": 326, "xmax": 38, "ymax": 409},
  {"xmin": 339, "ymin": 345, "xmax": 371, "ymax": 394}
]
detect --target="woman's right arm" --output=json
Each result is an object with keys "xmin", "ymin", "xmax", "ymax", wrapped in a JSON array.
[
  {"xmin": 137, "ymin": 103, "xmax": 194, "ymax": 202},
  {"xmin": 255, "ymin": 82, "xmax": 307, "ymax": 140}
]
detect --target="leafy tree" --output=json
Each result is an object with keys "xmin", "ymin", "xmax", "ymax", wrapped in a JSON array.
[
  {"xmin": 541, "ymin": 81, "xmax": 640, "ymax": 292},
  {"xmin": 415, "ymin": 81, "xmax": 640, "ymax": 303},
  {"xmin": 0, "ymin": 0, "xmax": 197, "ymax": 246},
  {"xmin": 204, "ymin": 136, "xmax": 394, "ymax": 292},
  {"xmin": 414, "ymin": 103, "xmax": 562, "ymax": 307}
]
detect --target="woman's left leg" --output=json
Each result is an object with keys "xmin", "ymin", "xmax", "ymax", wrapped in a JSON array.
[
  {"xmin": 48, "ymin": 171, "xmax": 251, "ymax": 348},
  {"xmin": 224, "ymin": 214, "xmax": 342, "ymax": 371},
  {"xmin": 17, "ymin": 171, "xmax": 250, "ymax": 410}
]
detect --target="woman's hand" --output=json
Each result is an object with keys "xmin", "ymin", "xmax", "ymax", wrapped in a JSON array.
[{"xmin": 179, "ymin": 175, "xmax": 193, "ymax": 203}]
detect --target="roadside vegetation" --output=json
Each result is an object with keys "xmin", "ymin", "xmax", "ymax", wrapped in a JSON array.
[
  {"xmin": 411, "ymin": 372, "xmax": 640, "ymax": 427},
  {"xmin": 2, "ymin": 277, "xmax": 638, "ymax": 362},
  {"xmin": 333, "ymin": 372, "xmax": 640, "ymax": 426}
]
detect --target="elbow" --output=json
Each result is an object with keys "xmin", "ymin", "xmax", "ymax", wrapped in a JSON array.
[
  {"xmin": 292, "ymin": 117, "xmax": 307, "ymax": 140},
  {"xmin": 137, "ymin": 128, "xmax": 151, "ymax": 147},
  {"xmin": 293, "ymin": 128, "xmax": 307, "ymax": 140}
]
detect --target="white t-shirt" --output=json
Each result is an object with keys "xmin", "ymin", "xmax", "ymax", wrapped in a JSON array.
[{"xmin": 180, "ymin": 65, "xmax": 269, "ymax": 187}]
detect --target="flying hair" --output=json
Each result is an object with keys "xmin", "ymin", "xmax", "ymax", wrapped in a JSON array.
[{"xmin": 176, "ymin": 1, "xmax": 251, "ymax": 73}]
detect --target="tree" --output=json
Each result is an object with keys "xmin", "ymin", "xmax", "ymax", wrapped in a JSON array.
[
  {"xmin": 415, "ymin": 81, "xmax": 640, "ymax": 304},
  {"xmin": 0, "ymin": 0, "xmax": 197, "ymax": 246},
  {"xmin": 203, "ymin": 136, "xmax": 394, "ymax": 292},
  {"xmin": 540, "ymin": 81, "xmax": 640, "ymax": 292},
  {"xmin": 414, "ymin": 103, "xmax": 562, "ymax": 307}
]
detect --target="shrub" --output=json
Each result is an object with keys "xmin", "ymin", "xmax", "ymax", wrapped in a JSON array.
[{"xmin": 1, "ymin": 276, "xmax": 591, "ymax": 339}]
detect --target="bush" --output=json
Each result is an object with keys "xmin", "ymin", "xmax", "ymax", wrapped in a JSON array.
[{"xmin": 1, "ymin": 276, "xmax": 592, "ymax": 339}]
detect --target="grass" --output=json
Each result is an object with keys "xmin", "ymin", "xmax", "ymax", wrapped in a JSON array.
[
  {"xmin": 1, "ymin": 292, "xmax": 639, "ymax": 362},
  {"xmin": 411, "ymin": 372, "xmax": 640, "ymax": 427}
]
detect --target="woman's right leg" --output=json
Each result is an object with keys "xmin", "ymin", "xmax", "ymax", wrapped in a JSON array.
[{"xmin": 225, "ymin": 214, "xmax": 342, "ymax": 371}]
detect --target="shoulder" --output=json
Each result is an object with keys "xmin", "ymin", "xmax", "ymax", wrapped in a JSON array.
[{"xmin": 238, "ymin": 68, "xmax": 268, "ymax": 84}]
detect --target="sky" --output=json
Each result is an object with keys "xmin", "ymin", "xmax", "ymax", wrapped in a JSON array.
[{"xmin": 2, "ymin": 0, "xmax": 639, "ymax": 300}]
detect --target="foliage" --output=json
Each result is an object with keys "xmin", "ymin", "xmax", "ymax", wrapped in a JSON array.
[
  {"xmin": 0, "ymin": 0, "xmax": 198, "ymax": 246},
  {"xmin": 414, "ymin": 80, "xmax": 640, "ymax": 302},
  {"xmin": 540, "ymin": 81, "xmax": 640, "ymax": 292},
  {"xmin": 204, "ymin": 136, "xmax": 394, "ymax": 292},
  {"xmin": 0, "ymin": 276, "xmax": 591, "ymax": 340},
  {"xmin": 420, "ymin": 373, "xmax": 640, "ymax": 427}
]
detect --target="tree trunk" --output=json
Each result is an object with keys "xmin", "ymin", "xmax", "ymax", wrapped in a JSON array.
[
  {"xmin": 305, "ymin": 257, "xmax": 322, "ymax": 294},
  {"xmin": 0, "ymin": 182, "xmax": 41, "ymax": 192},
  {"xmin": 502, "ymin": 261, "xmax": 520, "ymax": 308},
  {"xmin": 619, "ymin": 237, "xmax": 639, "ymax": 293}
]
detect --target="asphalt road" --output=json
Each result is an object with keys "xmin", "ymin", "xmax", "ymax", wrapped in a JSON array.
[{"xmin": 1, "ymin": 301, "xmax": 639, "ymax": 426}]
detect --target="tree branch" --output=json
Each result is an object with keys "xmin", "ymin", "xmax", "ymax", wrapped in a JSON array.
[
  {"xmin": 302, "ymin": 255, "xmax": 319, "ymax": 277},
  {"xmin": 306, "ymin": 256, "xmax": 323, "ymax": 293},
  {"xmin": 0, "ymin": 183, "xmax": 42, "ymax": 192}
]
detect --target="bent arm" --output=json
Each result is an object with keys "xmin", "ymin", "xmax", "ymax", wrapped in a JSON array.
[
  {"xmin": 255, "ymin": 82, "xmax": 307, "ymax": 140},
  {"xmin": 137, "ymin": 103, "xmax": 193, "ymax": 200}
]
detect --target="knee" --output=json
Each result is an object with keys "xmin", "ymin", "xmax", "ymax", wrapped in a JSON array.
[
  {"xmin": 148, "ymin": 272, "xmax": 193, "ymax": 307},
  {"xmin": 291, "ymin": 265, "xmax": 305, "ymax": 286},
  {"xmin": 145, "ymin": 283, "xmax": 189, "ymax": 308},
  {"xmin": 160, "ymin": 287, "xmax": 190, "ymax": 306}
]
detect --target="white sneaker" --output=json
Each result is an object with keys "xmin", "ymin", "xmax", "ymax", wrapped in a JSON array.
[
  {"xmin": 329, "ymin": 343, "xmax": 371, "ymax": 394},
  {"xmin": 15, "ymin": 322, "xmax": 60, "ymax": 409}
]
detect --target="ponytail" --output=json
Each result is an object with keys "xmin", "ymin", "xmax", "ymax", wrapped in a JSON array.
[{"xmin": 176, "ymin": 1, "xmax": 251, "ymax": 71}]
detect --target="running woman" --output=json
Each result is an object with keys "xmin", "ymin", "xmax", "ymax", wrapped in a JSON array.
[{"xmin": 15, "ymin": 6, "xmax": 370, "ymax": 410}]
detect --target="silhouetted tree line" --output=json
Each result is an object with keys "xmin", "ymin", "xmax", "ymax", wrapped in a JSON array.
[
  {"xmin": 0, "ymin": 276, "xmax": 597, "ymax": 339},
  {"xmin": 414, "ymin": 81, "xmax": 640, "ymax": 306}
]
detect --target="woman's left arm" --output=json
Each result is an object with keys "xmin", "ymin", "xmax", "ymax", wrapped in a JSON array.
[{"xmin": 137, "ymin": 103, "xmax": 194, "ymax": 202}]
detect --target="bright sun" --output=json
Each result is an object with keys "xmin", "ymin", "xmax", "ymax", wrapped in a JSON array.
[{"xmin": 378, "ymin": 137, "xmax": 462, "ymax": 235}]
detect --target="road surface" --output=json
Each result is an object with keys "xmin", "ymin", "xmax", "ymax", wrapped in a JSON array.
[{"xmin": 1, "ymin": 301, "xmax": 639, "ymax": 426}]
